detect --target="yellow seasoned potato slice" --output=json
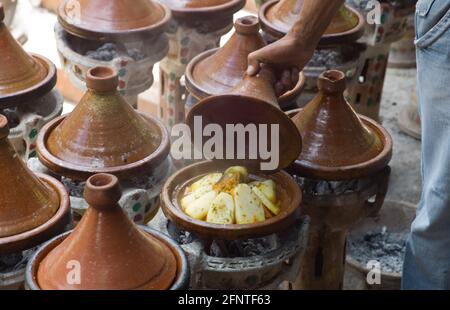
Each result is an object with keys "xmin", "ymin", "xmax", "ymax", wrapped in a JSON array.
[
  {"xmin": 250, "ymin": 180, "xmax": 277, "ymax": 203},
  {"xmin": 185, "ymin": 191, "xmax": 218, "ymax": 220},
  {"xmin": 206, "ymin": 192, "xmax": 235, "ymax": 224},
  {"xmin": 190, "ymin": 173, "xmax": 223, "ymax": 192},
  {"xmin": 181, "ymin": 185, "xmax": 214, "ymax": 211},
  {"xmin": 252, "ymin": 186, "xmax": 281, "ymax": 216},
  {"xmin": 234, "ymin": 184, "xmax": 265, "ymax": 224}
]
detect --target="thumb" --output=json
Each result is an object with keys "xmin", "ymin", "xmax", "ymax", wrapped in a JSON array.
[{"xmin": 247, "ymin": 50, "xmax": 263, "ymax": 76}]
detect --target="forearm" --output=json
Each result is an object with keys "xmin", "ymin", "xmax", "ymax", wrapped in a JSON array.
[{"xmin": 288, "ymin": 0, "xmax": 345, "ymax": 49}]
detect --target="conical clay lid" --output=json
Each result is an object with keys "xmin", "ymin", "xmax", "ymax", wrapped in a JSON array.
[
  {"xmin": 39, "ymin": 66, "xmax": 166, "ymax": 179},
  {"xmin": 37, "ymin": 173, "xmax": 177, "ymax": 290},
  {"xmin": 260, "ymin": 0, "xmax": 363, "ymax": 45},
  {"xmin": 291, "ymin": 70, "xmax": 392, "ymax": 180},
  {"xmin": 186, "ymin": 16, "xmax": 266, "ymax": 99},
  {"xmin": 160, "ymin": 0, "xmax": 244, "ymax": 18},
  {"xmin": 58, "ymin": 0, "xmax": 171, "ymax": 40},
  {"xmin": 162, "ymin": 0, "xmax": 230, "ymax": 9},
  {"xmin": 0, "ymin": 4, "xmax": 56, "ymax": 108},
  {"xmin": 0, "ymin": 115, "xmax": 59, "ymax": 238}
]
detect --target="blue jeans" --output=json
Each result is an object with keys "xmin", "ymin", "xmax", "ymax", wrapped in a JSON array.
[{"xmin": 402, "ymin": 0, "xmax": 450, "ymax": 290}]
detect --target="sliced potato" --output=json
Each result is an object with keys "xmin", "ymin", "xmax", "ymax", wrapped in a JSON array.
[
  {"xmin": 250, "ymin": 180, "xmax": 277, "ymax": 203},
  {"xmin": 206, "ymin": 192, "xmax": 235, "ymax": 224},
  {"xmin": 224, "ymin": 166, "xmax": 249, "ymax": 183},
  {"xmin": 234, "ymin": 184, "xmax": 265, "ymax": 224},
  {"xmin": 181, "ymin": 185, "xmax": 213, "ymax": 211},
  {"xmin": 185, "ymin": 191, "xmax": 217, "ymax": 220},
  {"xmin": 214, "ymin": 166, "xmax": 249, "ymax": 193},
  {"xmin": 252, "ymin": 186, "xmax": 281, "ymax": 216},
  {"xmin": 264, "ymin": 206, "xmax": 274, "ymax": 219},
  {"xmin": 190, "ymin": 173, "xmax": 223, "ymax": 192}
]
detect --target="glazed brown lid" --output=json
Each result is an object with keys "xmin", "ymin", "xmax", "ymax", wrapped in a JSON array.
[
  {"xmin": 57, "ymin": 0, "xmax": 171, "ymax": 41},
  {"xmin": 186, "ymin": 16, "xmax": 266, "ymax": 99},
  {"xmin": 186, "ymin": 66, "xmax": 302, "ymax": 173},
  {"xmin": 0, "ymin": 115, "xmax": 60, "ymax": 239},
  {"xmin": 0, "ymin": 4, "xmax": 56, "ymax": 109},
  {"xmin": 37, "ymin": 66, "xmax": 170, "ymax": 180},
  {"xmin": 259, "ymin": 0, "xmax": 364, "ymax": 45},
  {"xmin": 160, "ymin": 0, "xmax": 245, "ymax": 19},
  {"xmin": 37, "ymin": 173, "xmax": 177, "ymax": 290},
  {"xmin": 290, "ymin": 70, "xmax": 393, "ymax": 180}
]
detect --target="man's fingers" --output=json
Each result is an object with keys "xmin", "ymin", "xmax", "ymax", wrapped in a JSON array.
[
  {"xmin": 247, "ymin": 51, "xmax": 261, "ymax": 76},
  {"xmin": 291, "ymin": 67, "xmax": 300, "ymax": 86}
]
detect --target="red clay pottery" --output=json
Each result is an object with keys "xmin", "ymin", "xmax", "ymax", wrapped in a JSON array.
[
  {"xmin": 57, "ymin": 0, "xmax": 171, "ymax": 41},
  {"xmin": 259, "ymin": 0, "xmax": 365, "ymax": 45},
  {"xmin": 0, "ymin": 115, "xmax": 70, "ymax": 255},
  {"xmin": 0, "ymin": 4, "xmax": 56, "ymax": 108},
  {"xmin": 37, "ymin": 66, "xmax": 170, "ymax": 181},
  {"xmin": 289, "ymin": 70, "xmax": 393, "ymax": 181},
  {"xmin": 186, "ymin": 65, "xmax": 302, "ymax": 172},
  {"xmin": 28, "ymin": 173, "xmax": 188, "ymax": 290},
  {"xmin": 185, "ymin": 15, "xmax": 305, "ymax": 106},
  {"xmin": 161, "ymin": 161, "xmax": 302, "ymax": 240},
  {"xmin": 160, "ymin": 0, "xmax": 245, "ymax": 21}
]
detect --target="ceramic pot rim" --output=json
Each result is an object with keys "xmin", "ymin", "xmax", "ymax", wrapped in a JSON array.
[
  {"xmin": 161, "ymin": 160, "xmax": 302, "ymax": 240},
  {"xmin": 36, "ymin": 112, "xmax": 171, "ymax": 181},
  {"xmin": 287, "ymin": 109, "xmax": 393, "ymax": 181},
  {"xmin": 0, "ymin": 173, "xmax": 71, "ymax": 256},
  {"xmin": 0, "ymin": 54, "xmax": 57, "ymax": 109},
  {"xmin": 25, "ymin": 226, "xmax": 190, "ymax": 290},
  {"xmin": 185, "ymin": 47, "xmax": 306, "ymax": 104},
  {"xmin": 259, "ymin": 0, "xmax": 365, "ymax": 46},
  {"xmin": 166, "ymin": 0, "xmax": 245, "ymax": 19},
  {"xmin": 57, "ymin": 1, "xmax": 172, "ymax": 41}
]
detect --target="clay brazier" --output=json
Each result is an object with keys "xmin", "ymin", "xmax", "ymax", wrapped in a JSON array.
[
  {"xmin": 27, "ymin": 173, "xmax": 189, "ymax": 290},
  {"xmin": 286, "ymin": 70, "xmax": 392, "ymax": 290}
]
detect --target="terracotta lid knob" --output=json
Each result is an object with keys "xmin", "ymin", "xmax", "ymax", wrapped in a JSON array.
[
  {"xmin": 0, "ymin": 4, "xmax": 4, "ymax": 23},
  {"xmin": 86, "ymin": 66, "xmax": 119, "ymax": 93},
  {"xmin": 234, "ymin": 15, "xmax": 260, "ymax": 35},
  {"xmin": 317, "ymin": 70, "xmax": 347, "ymax": 94},
  {"xmin": 84, "ymin": 173, "xmax": 122, "ymax": 210},
  {"xmin": 0, "ymin": 114, "xmax": 10, "ymax": 139}
]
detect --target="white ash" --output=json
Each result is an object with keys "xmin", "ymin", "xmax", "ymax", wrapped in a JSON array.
[
  {"xmin": 347, "ymin": 227, "xmax": 407, "ymax": 274},
  {"xmin": 85, "ymin": 43, "xmax": 145, "ymax": 62},
  {"xmin": 167, "ymin": 222, "xmax": 194, "ymax": 245},
  {"xmin": 294, "ymin": 175, "xmax": 361, "ymax": 196},
  {"xmin": 0, "ymin": 248, "xmax": 36, "ymax": 273}
]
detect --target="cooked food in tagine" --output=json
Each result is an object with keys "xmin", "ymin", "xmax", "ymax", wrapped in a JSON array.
[{"xmin": 181, "ymin": 167, "xmax": 281, "ymax": 224}]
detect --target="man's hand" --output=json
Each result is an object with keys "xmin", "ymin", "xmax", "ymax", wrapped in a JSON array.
[
  {"xmin": 246, "ymin": 0, "xmax": 344, "ymax": 95},
  {"xmin": 247, "ymin": 35, "xmax": 315, "ymax": 96}
]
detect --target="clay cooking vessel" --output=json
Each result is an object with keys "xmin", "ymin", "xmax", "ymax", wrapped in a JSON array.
[
  {"xmin": 259, "ymin": 0, "xmax": 365, "ymax": 46},
  {"xmin": 26, "ymin": 173, "xmax": 189, "ymax": 290},
  {"xmin": 37, "ymin": 66, "xmax": 170, "ymax": 181},
  {"xmin": 161, "ymin": 160, "xmax": 302, "ymax": 240},
  {"xmin": 0, "ymin": 4, "xmax": 56, "ymax": 109},
  {"xmin": 288, "ymin": 70, "xmax": 393, "ymax": 181},
  {"xmin": 185, "ymin": 15, "xmax": 305, "ymax": 108},
  {"xmin": 57, "ymin": 0, "xmax": 171, "ymax": 41},
  {"xmin": 0, "ymin": 115, "xmax": 71, "ymax": 255}
]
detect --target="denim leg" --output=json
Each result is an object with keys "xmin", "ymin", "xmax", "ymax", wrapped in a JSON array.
[{"xmin": 402, "ymin": 0, "xmax": 450, "ymax": 290}]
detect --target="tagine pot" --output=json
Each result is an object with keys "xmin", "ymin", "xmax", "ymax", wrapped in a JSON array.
[
  {"xmin": 0, "ymin": 5, "xmax": 63, "ymax": 159},
  {"xmin": 55, "ymin": 0, "xmax": 171, "ymax": 107},
  {"xmin": 36, "ymin": 66, "xmax": 171, "ymax": 224},
  {"xmin": 26, "ymin": 173, "xmax": 189, "ymax": 290},
  {"xmin": 285, "ymin": 70, "xmax": 392, "ymax": 290},
  {"xmin": 259, "ymin": 0, "xmax": 365, "ymax": 46},
  {"xmin": 0, "ymin": 115, "xmax": 71, "ymax": 290},
  {"xmin": 157, "ymin": 0, "xmax": 245, "ymax": 128},
  {"xmin": 185, "ymin": 15, "xmax": 305, "ymax": 113}
]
